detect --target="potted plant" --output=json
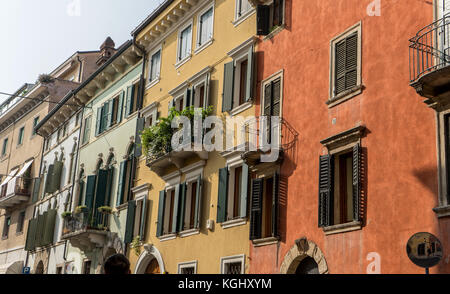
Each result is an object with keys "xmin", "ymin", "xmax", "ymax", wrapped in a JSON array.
[
  {"xmin": 130, "ymin": 235, "xmax": 142, "ymax": 257},
  {"xmin": 61, "ymin": 211, "xmax": 72, "ymax": 218},
  {"xmin": 75, "ymin": 205, "xmax": 88, "ymax": 214},
  {"xmin": 97, "ymin": 206, "xmax": 113, "ymax": 214}
]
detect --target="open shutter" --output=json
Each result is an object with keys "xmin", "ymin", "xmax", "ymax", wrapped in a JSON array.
[
  {"xmin": 77, "ymin": 180, "xmax": 85, "ymax": 206},
  {"xmin": 49, "ymin": 161, "xmax": 63, "ymax": 193},
  {"xmin": 32, "ymin": 177, "xmax": 41, "ymax": 203},
  {"xmin": 273, "ymin": 0, "xmax": 283, "ymax": 26},
  {"xmin": 190, "ymin": 86, "xmax": 195, "ymax": 107},
  {"xmin": 107, "ymin": 100, "xmax": 114, "ymax": 128},
  {"xmin": 257, "ymin": 5, "xmax": 270, "ymax": 36},
  {"xmin": 177, "ymin": 183, "xmax": 186, "ymax": 232},
  {"xmin": 194, "ymin": 176, "xmax": 202, "ymax": 229},
  {"xmin": 43, "ymin": 164, "xmax": 54, "ymax": 194},
  {"xmin": 183, "ymin": 88, "xmax": 191, "ymax": 110},
  {"xmin": 116, "ymin": 161, "xmax": 127, "ymax": 206},
  {"xmin": 42, "ymin": 209, "xmax": 57, "ymax": 246},
  {"xmin": 105, "ymin": 168, "xmax": 114, "ymax": 207},
  {"xmin": 205, "ymin": 73, "xmax": 211, "ymax": 107},
  {"xmin": 25, "ymin": 218, "xmax": 37, "ymax": 251},
  {"xmin": 156, "ymin": 190, "xmax": 165, "ymax": 237},
  {"xmin": 171, "ymin": 185, "xmax": 181, "ymax": 234},
  {"xmin": 124, "ymin": 200, "xmax": 136, "ymax": 243},
  {"xmin": 222, "ymin": 62, "xmax": 234, "ymax": 112},
  {"xmin": 134, "ymin": 118, "xmax": 145, "ymax": 158},
  {"xmin": 35, "ymin": 213, "xmax": 46, "ymax": 248},
  {"xmin": 318, "ymin": 155, "xmax": 334, "ymax": 228},
  {"xmin": 250, "ymin": 178, "xmax": 263, "ymax": 240},
  {"xmin": 217, "ymin": 167, "xmax": 229, "ymax": 223},
  {"xmin": 95, "ymin": 107, "xmax": 102, "ymax": 136},
  {"xmin": 272, "ymin": 173, "xmax": 280, "ymax": 238},
  {"xmin": 352, "ymin": 143, "xmax": 362, "ymax": 222},
  {"xmin": 125, "ymin": 86, "xmax": 134, "ymax": 117},
  {"xmin": 84, "ymin": 175, "xmax": 96, "ymax": 212},
  {"xmin": 117, "ymin": 91, "xmax": 125, "ymax": 124},
  {"xmin": 245, "ymin": 46, "xmax": 254, "ymax": 102},
  {"xmin": 137, "ymin": 76, "xmax": 144, "ymax": 111},
  {"xmin": 94, "ymin": 169, "xmax": 108, "ymax": 226},
  {"xmin": 240, "ymin": 164, "xmax": 249, "ymax": 218},
  {"xmin": 139, "ymin": 197, "xmax": 148, "ymax": 241}
]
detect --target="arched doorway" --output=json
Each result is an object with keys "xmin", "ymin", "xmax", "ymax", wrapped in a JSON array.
[
  {"xmin": 134, "ymin": 245, "xmax": 165, "ymax": 274},
  {"xmin": 295, "ymin": 257, "xmax": 319, "ymax": 274},
  {"xmin": 35, "ymin": 261, "xmax": 44, "ymax": 274},
  {"xmin": 280, "ymin": 238, "xmax": 328, "ymax": 274},
  {"xmin": 145, "ymin": 259, "xmax": 160, "ymax": 274}
]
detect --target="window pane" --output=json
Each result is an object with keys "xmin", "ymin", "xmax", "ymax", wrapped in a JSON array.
[
  {"xmin": 200, "ymin": 8, "xmax": 213, "ymax": 45},
  {"xmin": 151, "ymin": 51, "xmax": 161, "ymax": 81}
]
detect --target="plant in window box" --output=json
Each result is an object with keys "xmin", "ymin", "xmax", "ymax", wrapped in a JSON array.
[
  {"xmin": 61, "ymin": 211, "xmax": 72, "ymax": 218},
  {"xmin": 98, "ymin": 206, "xmax": 113, "ymax": 214},
  {"xmin": 130, "ymin": 235, "xmax": 142, "ymax": 257},
  {"xmin": 75, "ymin": 205, "xmax": 88, "ymax": 214}
]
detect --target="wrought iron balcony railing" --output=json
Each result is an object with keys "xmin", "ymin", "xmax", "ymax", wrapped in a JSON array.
[{"xmin": 62, "ymin": 211, "xmax": 110, "ymax": 237}]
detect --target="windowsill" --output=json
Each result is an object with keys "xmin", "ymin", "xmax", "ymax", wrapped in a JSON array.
[
  {"xmin": 175, "ymin": 55, "xmax": 192, "ymax": 70},
  {"xmin": 15, "ymin": 232, "xmax": 23, "ymax": 237},
  {"xmin": 146, "ymin": 78, "xmax": 161, "ymax": 90},
  {"xmin": 116, "ymin": 203, "xmax": 128, "ymax": 212},
  {"xmin": 327, "ymin": 84, "xmax": 363, "ymax": 108},
  {"xmin": 252, "ymin": 236, "xmax": 279, "ymax": 247},
  {"xmin": 220, "ymin": 218, "xmax": 247, "ymax": 229},
  {"xmin": 229, "ymin": 101, "xmax": 253, "ymax": 116},
  {"xmin": 322, "ymin": 221, "xmax": 362, "ymax": 235},
  {"xmin": 179, "ymin": 228, "xmax": 200, "ymax": 238},
  {"xmin": 262, "ymin": 25, "xmax": 286, "ymax": 41},
  {"xmin": 194, "ymin": 39, "xmax": 214, "ymax": 55},
  {"xmin": 233, "ymin": 9, "xmax": 256, "ymax": 27},
  {"xmin": 158, "ymin": 233, "xmax": 177, "ymax": 242},
  {"xmin": 433, "ymin": 205, "xmax": 450, "ymax": 218}
]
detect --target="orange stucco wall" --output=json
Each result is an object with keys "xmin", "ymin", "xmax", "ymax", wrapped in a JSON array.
[{"xmin": 250, "ymin": 0, "xmax": 450, "ymax": 274}]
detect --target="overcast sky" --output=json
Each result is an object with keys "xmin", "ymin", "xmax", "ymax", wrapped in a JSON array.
[{"xmin": 0, "ymin": 0, "xmax": 161, "ymax": 101}]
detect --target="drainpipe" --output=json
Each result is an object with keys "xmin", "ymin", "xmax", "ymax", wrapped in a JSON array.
[{"xmin": 76, "ymin": 56, "xmax": 83, "ymax": 83}]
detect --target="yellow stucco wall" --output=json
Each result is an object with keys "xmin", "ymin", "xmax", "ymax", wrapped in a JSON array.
[{"xmin": 131, "ymin": 0, "xmax": 257, "ymax": 274}]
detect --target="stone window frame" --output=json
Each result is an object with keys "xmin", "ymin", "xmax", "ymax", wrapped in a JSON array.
[
  {"xmin": 328, "ymin": 21, "xmax": 363, "ymax": 108},
  {"xmin": 435, "ymin": 108, "xmax": 450, "ymax": 217},
  {"xmin": 147, "ymin": 45, "xmax": 163, "ymax": 89},
  {"xmin": 177, "ymin": 260, "xmax": 198, "ymax": 274},
  {"xmin": 220, "ymin": 254, "xmax": 245, "ymax": 274},
  {"xmin": 194, "ymin": 2, "xmax": 215, "ymax": 55}
]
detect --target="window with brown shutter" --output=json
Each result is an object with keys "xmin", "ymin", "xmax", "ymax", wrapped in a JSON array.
[{"xmin": 335, "ymin": 33, "xmax": 358, "ymax": 96}]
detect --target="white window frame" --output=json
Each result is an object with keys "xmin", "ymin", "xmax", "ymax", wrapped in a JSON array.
[
  {"xmin": 178, "ymin": 261, "xmax": 198, "ymax": 274},
  {"xmin": 195, "ymin": 3, "xmax": 215, "ymax": 55},
  {"xmin": 233, "ymin": 0, "xmax": 255, "ymax": 27},
  {"xmin": 148, "ymin": 46, "xmax": 162, "ymax": 89},
  {"xmin": 220, "ymin": 254, "xmax": 245, "ymax": 274},
  {"xmin": 158, "ymin": 173, "xmax": 181, "ymax": 241},
  {"xmin": 179, "ymin": 162, "xmax": 204, "ymax": 235},
  {"xmin": 176, "ymin": 20, "xmax": 194, "ymax": 69}
]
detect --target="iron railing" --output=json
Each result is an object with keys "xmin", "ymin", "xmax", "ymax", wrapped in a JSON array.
[
  {"xmin": 62, "ymin": 210, "xmax": 109, "ymax": 236},
  {"xmin": 0, "ymin": 177, "xmax": 32, "ymax": 199},
  {"xmin": 410, "ymin": 15, "xmax": 450, "ymax": 83}
]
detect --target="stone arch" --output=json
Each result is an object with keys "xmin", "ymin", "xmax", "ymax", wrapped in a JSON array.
[
  {"xmin": 124, "ymin": 137, "xmax": 135, "ymax": 159},
  {"xmin": 134, "ymin": 244, "xmax": 165, "ymax": 274},
  {"xmin": 280, "ymin": 238, "xmax": 328, "ymax": 274}
]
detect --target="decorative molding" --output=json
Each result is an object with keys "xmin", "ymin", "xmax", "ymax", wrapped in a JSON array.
[{"xmin": 280, "ymin": 238, "xmax": 329, "ymax": 274}]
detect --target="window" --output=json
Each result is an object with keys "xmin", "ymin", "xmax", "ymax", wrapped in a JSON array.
[
  {"xmin": 32, "ymin": 117, "xmax": 40, "ymax": 136},
  {"xmin": 82, "ymin": 116, "xmax": 91, "ymax": 145},
  {"xmin": 256, "ymin": 0, "xmax": 285, "ymax": 36},
  {"xmin": 261, "ymin": 72, "xmax": 283, "ymax": 145},
  {"xmin": 125, "ymin": 83, "xmax": 140, "ymax": 117},
  {"xmin": 328, "ymin": 22, "xmax": 362, "ymax": 107},
  {"xmin": 116, "ymin": 148, "xmax": 136, "ymax": 206},
  {"xmin": 250, "ymin": 173, "xmax": 280, "ymax": 241},
  {"xmin": 235, "ymin": 0, "xmax": 253, "ymax": 21},
  {"xmin": 149, "ymin": 49, "xmax": 161, "ymax": 84},
  {"xmin": 177, "ymin": 23, "xmax": 193, "ymax": 64},
  {"xmin": 83, "ymin": 260, "xmax": 91, "ymax": 275},
  {"xmin": 130, "ymin": 196, "xmax": 148, "ymax": 241},
  {"xmin": 217, "ymin": 164, "xmax": 249, "ymax": 224},
  {"xmin": 17, "ymin": 127, "xmax": 25, "ymax": 146},
  {"xmin": 181, "ymin": 176, "xmax": 202, "ymax": 232},
  {"xmin": 221, "ymin": 255, "xmax": 245, "ymax": 274},
  {"xmin": 178, "ymin": 261, "xmax": 197, "ymax": 274},
  {"xmin": 163, "ymin": 187, "xmax": 176, "ymax": 236},
  {"xmin": 2, "ymin": 216, "xmax": 11, "ymax": 239},
  {"xmin": 17, "ymin": 211, "xmax": 26, "ymax": 233},
  {"xmin": 196, "ymin": 6, "xmax": 214, "ymax": 50},
  {"xmin": 436, "ymin": 112, "xmax": 450, "ymax": 216},
  {"xmin": 2, "ymin": 138, "xmax": 8, "ymax": 156},
  {"xmin": 75, "ymin": 112, "xmax": 82, "ymax": 127}
]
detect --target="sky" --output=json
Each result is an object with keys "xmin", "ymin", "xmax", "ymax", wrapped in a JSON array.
[{"xmin": 0, "ymin": 0, "xmax": 162, "ymax": 101}]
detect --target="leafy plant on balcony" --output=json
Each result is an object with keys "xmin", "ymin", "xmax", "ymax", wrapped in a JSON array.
[
  {"xmin": 75, "ymin": 205, "xmax": 88, "ymax": 214},
  {"xmin": 141, "ymin": 106, "xmax": 213, "ymax": 159},
  {"xmin": 61, "ymin": 211, "xmax": 72, "ymax": 218},
  {"xmin": 130, "ymin": 235, "xmax": 142, "ymax": 257},
  {"xmin": 98, "ymin": 206, "xmax": 113, "ymax": 214}
]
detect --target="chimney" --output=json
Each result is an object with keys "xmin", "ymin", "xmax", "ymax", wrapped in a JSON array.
[{"xmin": 96, "ymin": 37, "xmax": 116, "ymax": 66}]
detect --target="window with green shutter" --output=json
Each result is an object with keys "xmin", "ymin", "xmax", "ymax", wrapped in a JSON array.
[
  {"xmin": 124, "ymin": 200, "xmax": 136, "ymax": 244},
  {"xmin": 25, "ymin": 218, "xmax": 38, "ymax": 251},
  {"xmin": 156, "ymin": 190, "xmax": 166, "ymax": 237}
]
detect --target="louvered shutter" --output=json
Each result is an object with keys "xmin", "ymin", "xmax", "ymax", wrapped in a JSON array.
[
  {"xmin": 125, "ymin": 86, "xmax": 134, "ymax": 117},
  {"xmin": 117, "ymin": 91, "xmax": 125, "ymax": 123},
  {"xmin": 184, "ymin": 88, "xmax": 191, "ymax": 110},
  {"xmin": 156, "ymin": 190, "xmax": 166, "ymax": 237},
  {"xmin": 116, "ymin": 161, "xmax": 127, "ymax": 206},
  {"xmin": 139, "ymin": 197, "xmax": 148, "ymax": 241},
  {"xmin": 177, "ymin": 183, "xmax": 186, "ymax": 232},
  {"xmin": 32, "ymin": 177, "xmax": 41, "ymax": 203},
  {"xmin": 250, "ymin": 178, "xmax": 263, "ymax": 240},
  {"xmin": 107, "ymin": 100, "xmax": 114, "ymax": 128},
  {"xmin": 25, "ymin": 218, "xmax": 37, "ymax": 251},
  {"xmin": 318, "ymin": 155, "xmax": 334, "ymax": 227},
  {"xmin": 272, "ymin": 173, "xmax": 280, "ymax": 238},
  {"xmin": 194, "ymin": 176, "xmax": 202, "ymax": 229},
  {"xmin": 43, "ymin": 164, "xmax": 54, "ymax": 194},
  {"xmin": 240, "ymin": 164, "xmax": 249, "ymax": 218},
  {"xmin": 35, "ymin": 213, "xmax": 46, "ymax": 248},
  {"xmin": 190, "ymin": 86, "xmax": 195, "ymax": 107},
  {"xmin": 245, "ymin": 46, "xmax": 254, "ymax": 102},
  {"xmin": 352, "ymin": 143, "xmax": 362, "ymax": 222},
  {"xmin": 134, "ymin": 118, "xmax": 145, "ymax": 158},
  {"xmin": 171, "ymin": 185, "xmax": 181, "ymax": 234},
  {"xmin": 127, "ymin": 157, "xmax": 136, "ymax": 201},
  {"xmin": 95, "ymin": 107, "xmax": 102, "ymax": 136},
  {"xmin": 77, "ymin": 180, "xmax": 85, "ymax": 206},
  {"xmin": 217, "ymin": 167, "xmax": 229, "ymax": 223},
  {"xmin": 335, "ymin": 33, "xmax": 358, "ymax": 96},
  {"xmin": 94, "ymin": 169, "xmax": 108, "ymax": 226},
  {"xmin": 257, "ymin": 5, "xmax": 270, "ymax": 36},
  {"xmin": 85, "ymin": 175, "xmax": 96, "ymax": 212},
  {"xmin": 272, "ymin": 79, "xmax": 281, "ymax": 116},
  {"xmin": 264, "ymin": 83, "xmax": 272, "ymax": 116},
  {"xmin": 124, "ymin": 200, "xmax": 136, "ymax": 243},
  {"xmin": 222, "ymin": 62, "xmax": 235, "ymax": 112},
  {"xmin": 101, "ymin": 104, "xmax": 109, "ymax": 132},
  {"xmin": 105, "ymin": 168, "xmax": 114, "ymax": 207},
  {"xmin": 49, "ymin": 161, "xmax": 63, "ymax": 193},
  {"xmin": 42, "ymin": 209, "xmax": 57, "ymax": 246}
]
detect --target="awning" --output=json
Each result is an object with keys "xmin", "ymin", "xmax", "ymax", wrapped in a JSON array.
[
  {"xmin": 0, "ymin": 261, "xmax": 24, "ymax": 274},
  {"xmin": 0, "ymin": 167, "xmax": 19, "ymax": 188},
  {"xmin": 6, "ymin": 160, "xmax": 33, "ymax": 197}
]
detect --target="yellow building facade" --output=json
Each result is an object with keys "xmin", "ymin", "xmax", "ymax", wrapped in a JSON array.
[{"xmin": 129, "ymin": 0, "xmax": 258, "ymax": 274}]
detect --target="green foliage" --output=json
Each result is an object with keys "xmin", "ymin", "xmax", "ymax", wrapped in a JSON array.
[
  {"xmin": 98, "ymin": 206, "xmax": 113, "ymax": 214},
  {"xmin": 141, "ymin": 106, "xmax": 213, "ymax": 159},
  {"xmin": 130, "ymin": 235, "xmax": 142, "ymax": 257},
  {"xmin": 61, "ymin": 211, "xmax": 72, "ymax": 218},
  {"xmin": 75, "ymin": 205, "xmax": 88, "ymax": 214}
]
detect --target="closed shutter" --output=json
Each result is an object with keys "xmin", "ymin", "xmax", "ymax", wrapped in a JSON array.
[
  {"xmin": 77, "ymin": 180, "xmax": 85, "ymax": 207},
  {"xmin": 318, "ymin": 155, "xmax": 334, "ymax": 227},
  {"xmin": 352, "ymin": 143, "xmax": 362, "ymax": 222},
  {"xmin": 177, "ymin": 183, "xmax": 186, "ymax": 232},
  {"xmin": 124, "ymin": 200, "xmax": 136, "ymax": 244},
  {"xmin": 171, "ymin": 185, "xmax": 181, "ymax": 234},
  {"xmin": 217, "ymin": 167, "xmax": 229, "ymax": 223},
  {"xmin": 32, "ymin": 177, "xmax": 41, "ymax": 203},
  {"xmin": 194, "ymin": 176, "xmax": 202, "ymax": 229},
  {"xmin": 272, "ymin": 79, "xmax": 281, "ymax": 116},
  {"xmin": 190, "ymin": 87, "xmax": 195, "ymax": 107},
  {"xmin": 95, "ymin": 107, "xmax": 102, "ymax": 136},
  {"xmin": 250, "ymin": 178, "xmax": 263, "ymax": 240},
  {"xmin": 245, "ymin": 46, "xmax": 254, "ymax": 102},
  {"xmin": 105, "ymin": 168, "xmax": 114, "ymax": 207},
  {"xmin": 222, "ymin": 62, "xmax": 234, "ymax": 112},
  {"xmin": 134, "ymin": 118, "xmax": 145, "ymax": 158},
  {"xmin": 117, "ymin": 91, "xmax": 125, "ymax": 124},
  {"xmin": 43, "ymin": 164, "xmax": 54, "ymax": 194},
  {"xmin": 272, "ymin": 173, "xmax": 280, "ymax": 238},
  {"xmin": 183, "ymin": 88, "xmax": 191, "ymax": 110},
  {"xmin": 205, "ymin": 73, "xmax": 211, "ymax": 107},
  {"xmin": 107, "ymin": 100, "xmax": 114, "ymax": 128},
  {"xmin": 263, "ymin": 83, "xmax": 272, "ymax": 116},
  {"xmin": 156, "ymin": 190, "xmax": 165, "ymax": 237},
  {"xmin": 49, "ymin": 161, "xmax": 63, "ymax": 193},
  {"xmin": 116, "ymin": 161, "xmax": 127, "ymax": 206},
  {"xmin": 42, "ymin": 209, "xmax": 57, "ymax": 246},
  {"xmin": 35, "ymin": 213, "xmax": 46, "ymax": 248},
  {"xmin": 85, "ymin": 175, "xmax": 96, "ymax": 212},
  {"xmin": 94, "ymin": 169, "xmax": 108, "ymax": 226},
  {"xmin": 240, "ymin": 164, "xmax": 249, "ymax": 218},
  {"xmin": 101, "ymin": 104, "xmax": 109, "ymax": 133},
  {"xmin": 335, "ymin": 33, "xmax": 358, "ymax": 96},
  {"xmin": 257, "ymin": 5, "xmax": 270, "ymax": 36},
  {"xmin": 127, "ymin": 157, "xmax": 136, "ymax": 201},
  {"xmin": 125, "ymin": 85, "xmax": 134, "ymax": 117},
  {"xmin": 25, "ymin": 218, "xmax": 37, "ymax": 251},
  {"xmin": 137, "ymin": 76, "xmax": 144, "ymax": 111},
  {"xmin": 139, "ymin": 197, "xmax": 148, "ymax": 241}
]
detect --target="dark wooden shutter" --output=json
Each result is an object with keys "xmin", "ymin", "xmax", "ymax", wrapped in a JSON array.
[
  {"xmin": 217, "ymin": 167, "xmax": 229, "ymax": 223},
  {"xmin": 240, "ymin": 164, "xmax": 249, "ymax": 218},
  {"xmin": 352, "ymin": 143, "xmax": 362, "ymax": 222},
  {"xmin": 177, "ymin": 183, "xmax": 186, "ymax": 232},
  {"xmin": 94, "ymin": 169, "xmax": 108, "ymax": 226},
  {"xmin": 42, "ymin": 209, "xmax": 57, "ymax": 246},
  {"xmin": 335, "ymin": 33, "xmax": 358, "ymax": 96},
  {"xmin": 105, "ymin": 168, "xmax": 114, "ymax": 207},
  {"xmin": 272, "ymin": 173, "xmax": 280, "ymax": 238},
  {"xmin": 156, "ymin": 190, "xmax": 165, "ymax": 237},
  {"xmin": 25, "ymin": 218, "xmax": 37, "ymax": 251},
  {"xmin": 85, "ymin": 175, "xmax": 96, "ymax": 212},
  {"xmin": 318, "ymin": 155, "xmax": 334, "ymax": 227},
  {"xmin": 250, "ymin": 178, "xmax": 263, "ymax": 240},
  {"xmin": 134, "ymin": 118, "xmax": 145, "ymax": 158},
  {"xmin": 137, "ymin": 76, "xmax": 145, "ymax": 110},
  {"xmin": 273, "ymin": 0, "xmax": 284, "ymax": 26},
  {"xmin": 117, "ymin": 91, "xmax": 125, "ymax": 124},
  {"xmin": 257, "ymin": 5, "xmax": 270, "ymax": 36},
  {"xmin": 194, "ymin": 176, "xmax": 202, "ymax": 229},
  {"xmin": 124, "ymin": 200, "xmax": 136, "ymax": 244},
  {"xmin": 95, "ymin": 107, "xmax": 102, "ymax": 136},
  {"xmin": 116, "ymin": 161, "xmax": 127, "ymax": 206},
  {"xmin": 264, "ymin": 83, "xmax": 272, "ymax": 116},
  {"xmin": 139, "ymin": 198, "xmax": 148, "ymax": 241},
  {"xmin": 32, "ymin": 177, "xmax": 41, "ymax": 203},
  {"xmin": 245, "ymin": 46, "xmax": 254, "ymax": 102},
  {"xmin": 171, "ymin": 185, "xmax": 181, "ymax": 234},
  {"xmin": 43, "ymin": 164, "xmax": 54, "ymax": 194},
  {"xmin": 125, "ymin": 85, "xmax": 134, "ymax": 117},
  {"xmin": 272, "ymin": 79, "xmax": 281, "ymax": 116},
  {"xmin": 222, "ymin": 62, "xmax": 235, "ymax": 112},
  {"xmin": 184, "ymin": 88, "xmax": 191, "ymax": 109}
]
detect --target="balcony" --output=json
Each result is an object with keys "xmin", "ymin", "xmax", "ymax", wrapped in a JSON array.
[
  {"xmin": 410, "ymin": 15, "xmax": 450, "ymax": 106},
  {"xmin": 61, "ymin": 211, "xmax": 110, "ymax": 252},
  {"xmin": 0, "ymin": 177, "xmax": 32, "ymax": 209}
]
